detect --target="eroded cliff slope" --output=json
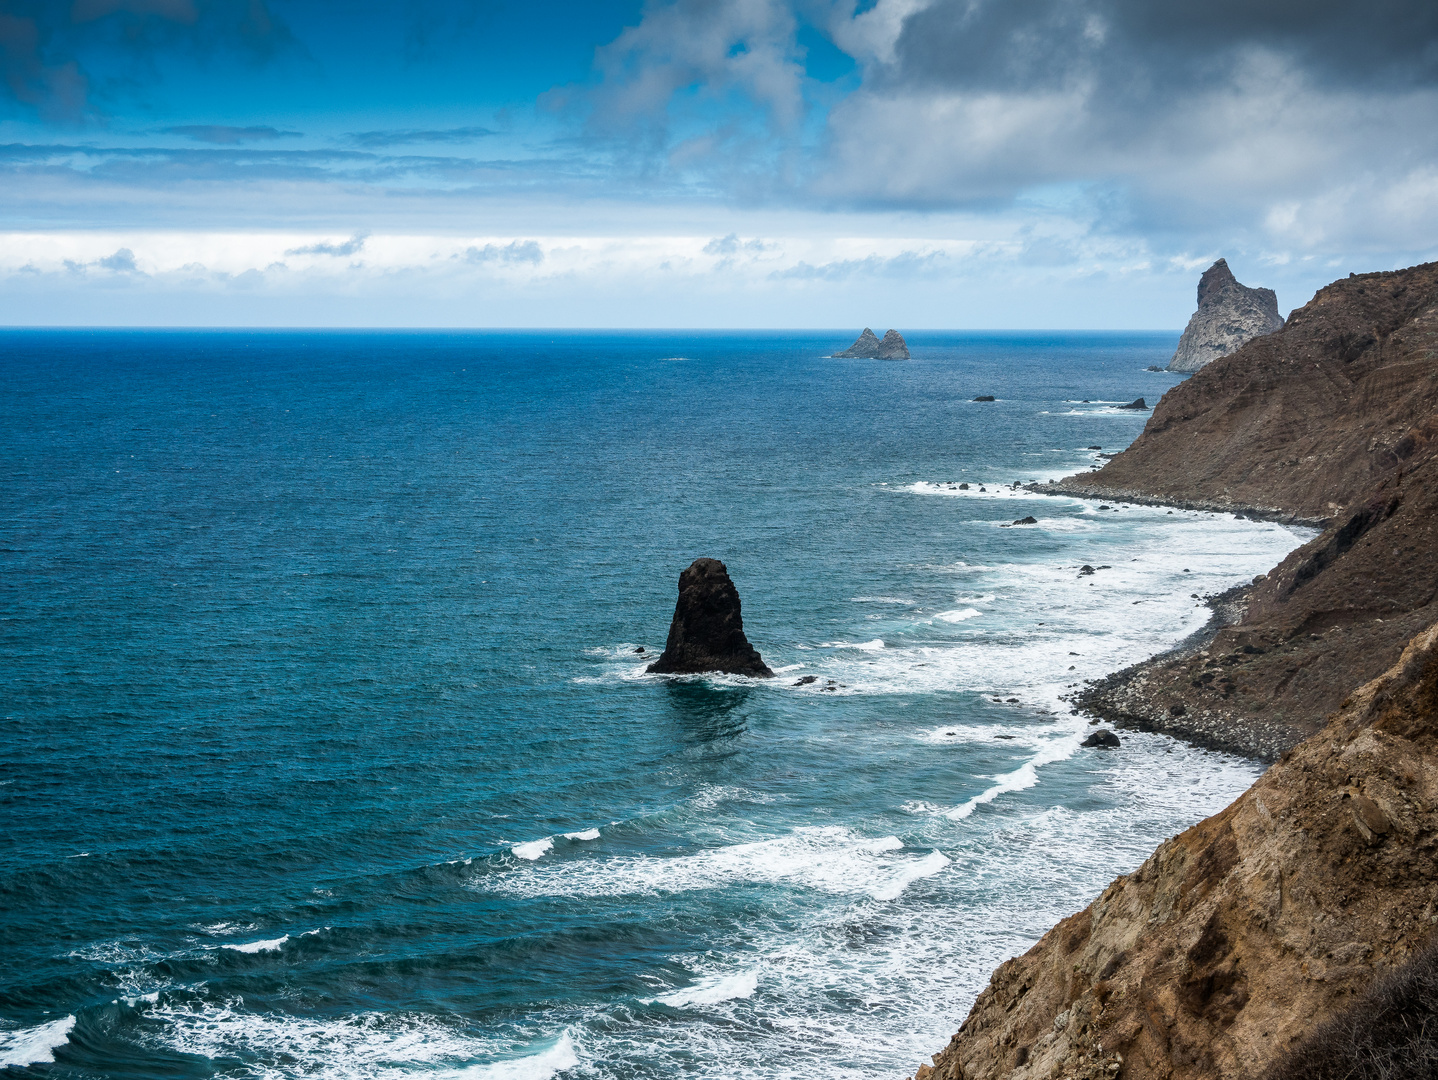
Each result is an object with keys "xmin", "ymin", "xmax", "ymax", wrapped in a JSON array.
[
  {"xmin": 915, "ymin": 621, "xmax": 1438, "ymax": 1080},
  {"xmin": 1053, "ymin": 261, "xmax": 1438, "ymax": 755}
]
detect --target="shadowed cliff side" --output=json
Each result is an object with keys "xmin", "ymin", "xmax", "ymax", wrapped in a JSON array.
[
  {"xmin": 914, "ymin": 621, "xmax": 1438, "ymax": 1080},
  {"xmin": 1041, "ymin": 261, "xmax": 1438, "ymax": 756}
]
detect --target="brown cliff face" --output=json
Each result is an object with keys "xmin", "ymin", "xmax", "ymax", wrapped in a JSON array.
[
  {"xmin": 1055, "ymin": 261, "xmax": 1438, "ymax": 756},
  {"xmin": 915, "ymin": 622, "xmax": 1438, "ymax": 1080}
]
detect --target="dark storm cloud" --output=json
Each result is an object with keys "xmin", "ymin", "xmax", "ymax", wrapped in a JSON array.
[
  {"xmin": 166, "ymin": 124, "xmax": 300, "ymax": 143},
  {"xmin": 888, "ymin": 0, "xmax": 1438, "ymax": 92},
  {"xmin": 343, "ymin": 126, "xmax": 497, "ymax": 148}
]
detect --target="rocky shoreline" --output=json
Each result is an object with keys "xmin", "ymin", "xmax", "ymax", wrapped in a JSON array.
[{"xmin": 912, "ymin": 259, "xmax": 1438, "ymax": 1079}]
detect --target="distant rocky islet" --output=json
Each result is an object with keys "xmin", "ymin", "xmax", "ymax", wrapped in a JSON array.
[{"xmin": 832, "ymin": 327, "xmax": 910, "ymax": 359}]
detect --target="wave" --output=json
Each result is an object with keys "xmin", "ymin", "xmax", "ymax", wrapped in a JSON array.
[
  {"xmin": 933, "ymin": 608, "xmax": 982, "ymax": 623},
  {"xmin": 512, "ymin": 837, "xmax": 554, "ymax": 860},
  {"xmin": 563, "ymin": 828, "xmax": 600, "ymax": 841},
  {"xmin": 654, "ymin": 969, "xmax": 760, "ymax": 1008},
  {"xmin": 222, "ymin": 935, "xmax": 289, "ymax": 954},
  {"xmin": 0, "ymin": 1015, "xmax": 76, "ymax": 1067},
  {"xmin": 943, "ymin": 735, "xmax": 1082, "ymax": 820},
  {"xmin": 480, "ymin": 825, "xmax": 946, "ymax": 902},
  {"xmin": 872, "ymin": 850, "xmax": 950, "ymax": 901},
  {"xmin": 443, "ymin": 1034, "xmax": 579, "ymax": 1080}
]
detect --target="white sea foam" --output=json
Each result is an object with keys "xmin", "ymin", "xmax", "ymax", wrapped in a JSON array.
[
  {"xmin": 655, "ymin": 968, "xmax": 760, "ymax": 1008},
  {"xmin": 0, "ymin": 1015, "xmax": 76, "ymax": 1066},
  {"xmin": 872, "ymin": 850, "xmax": 950, "ymax": 901},
  {"xmin": 141, "ymin": 999, "xmax": 574, "ymax": 1080},
  {"xmin": 222, "ymin": 935, "xmax": 289, "ymax": 954},
  {"xmin": 563, "ymin": 828, "xmax": 600, "ymax": 841},
  {"xmin": 444, "ymin": 1033, "xmax": 579, "ymax": 1080},
  {"xmin": 933, "ymin": 608, "xmax": 982, "ymax": 623},
  {"xmin": 481, "ymin": 825, "xmax": 947, "ymax": 901},
  {"xmin": 512, "ymin": 837, "xmax": 554, "ymax": 860},
  {"xmin": 944, "ymin": 735, "xmax": 1083, "ymax": 820}
]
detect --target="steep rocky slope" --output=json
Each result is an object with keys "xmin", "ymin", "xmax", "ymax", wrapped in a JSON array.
[
  {"xmin": 913, "ymin": 621, "xmax": 1438, "ymax": 1080},
  {"xmin": 1048, "ymin": 261, "xmax": 1438, "ymax": 755},
  {"xmin": 1168, "ymin": 259, "xmax": 1284, "ymax": 373}
]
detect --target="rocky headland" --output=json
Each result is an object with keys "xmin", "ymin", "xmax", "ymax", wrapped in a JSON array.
[
  {"xmin": 646, "ymin": 558, "xmax": 774, "ymax": 677},
  {"xmin": 834, "ymin": 328, "xmax": 910, "ymax": 359},
  {"xmin": 915, "ymin": 260, "xmax": 1438, "ymax": 1079},
  {"xmin": 1167, "ymin": 259, "xmax": 1285, "ymax": 373}
]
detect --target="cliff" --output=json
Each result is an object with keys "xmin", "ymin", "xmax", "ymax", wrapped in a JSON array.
[
  {"xmin": 915, "ymin": 621, "xmax": 1438, "ymax": 1080},
  {"xmin": 1167, "ymin": 260, "xmax": 1284, "ymax": 373},
  {"xmin": 1054, "ymin": 260, "xmax": 1438, "ymax": 756}
]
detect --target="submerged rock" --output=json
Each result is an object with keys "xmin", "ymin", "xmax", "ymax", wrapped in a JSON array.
[
  {"xmin": 1168, "ymin": 258, "xmax": 1284, "ymax": 373},
  {"xmin": 974, "ymin": 395, "xmax": 996, "ymax": 402},
  {"xmin": 646, "ymin": 558, "xmax": 774, "ymax": 678},
  {"xmin": 833, "ymin": 328, "xmax": 910, "ymax": 359}
]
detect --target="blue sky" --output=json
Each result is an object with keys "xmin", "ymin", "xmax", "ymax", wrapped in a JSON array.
[{"xmin": 2, "ymin": 0, "xmax": 1436, "ymax": 327}]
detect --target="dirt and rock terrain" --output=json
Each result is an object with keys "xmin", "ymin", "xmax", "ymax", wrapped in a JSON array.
[
  {"xmin": 915, "ymin": 260, "xmax": 1438, "ymax": 1079},
  {"xmin": 916, "ymin": 622, "xmax": 1438, "ymax": 1080},
  {"xmin": 1043, "ymin": 260, "xmax": 1438, "ymax": 758}
]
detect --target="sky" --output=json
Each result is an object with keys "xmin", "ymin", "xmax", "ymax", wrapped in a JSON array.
[{"xmin": 1, "ymin": 0, "xmax": 1436, "ymax": 327}]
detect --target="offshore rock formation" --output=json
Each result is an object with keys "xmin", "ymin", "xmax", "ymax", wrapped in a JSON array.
[
  {"xmin": 1048, "ymin": 260, "xmax": 1438, "ymax": 757},
  {"xmin": 1168, "ymin": 259, "xmax": 1284, "ymax": 373},
  {"xmin": 646, "ymin": 558, "xmax": 773, "ymax": 678},
  {"xmin": 912, "ymin": 621, "xmax": 1438, "ymax": 1080},
  {"xmin": 833, "ymin": 328, "xmax": 910, "ymax": 359}
]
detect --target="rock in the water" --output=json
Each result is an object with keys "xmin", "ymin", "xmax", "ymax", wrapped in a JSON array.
[
  {"xmin": 833, "ymin": 328, "xmax": 910, "ymax": 359},
  {"xmin": 646, "ymin": 558, "xmax": 774, "ymax": 677},
  {"xmin": 1081, "ymin": 728, "xmax": 1121, "ymax": 748},
  {"xmin": 1079, "ymin": 564, "xmax": 1096, "ymax": 575},
  {"xmin": 1118, "ymin": 397, "xmax": 1147, "ymax": 410},
  {"xmin": 1168, "ymin": 258, "xmax": 1284, "ymax": 373},
  {"xmin": 794, "ymin": 674, "xmax": 817, "ymax": 686},
  {"xmin": 973, "ymin": 395, "xmax": 996, "ymax": 402},
  {"xmin": 1011, "ymin": 516, "xmax": 1038, "ymax": 525}
]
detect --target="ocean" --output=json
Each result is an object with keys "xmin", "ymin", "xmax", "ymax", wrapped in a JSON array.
[{"xmin": 0, "ymin": 330, "xmax": 1308, "ymax": 1079}]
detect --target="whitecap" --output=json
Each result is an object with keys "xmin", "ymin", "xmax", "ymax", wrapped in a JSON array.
[
  {"xmin": 511, "ymin": 837, "xmax": 554, "ymax": 860},
  {"xmin": 933, "ymin": 608, "xmax": 982, "ymax": 623},
  {"xmin": 944, "ymin": 736, "xmax": 1080, "ymax": 820},
  {"xmin": 871, "ymin": 850, "xmax": 950, "ymax": 900},
  {"xmin": 563, "ymin": 828, "xmax": 600, "ymax": 841},
  {"xmin": 655, "ymin": 968, "xmax": 760, "ymax": 1008},
  {"xmin": 222, "ymin": 935, "xmax": 289, "ymax": 954},
  {"xmin": 443, "ymin": 1033, "xmax": 579, "ymax": 1080},
  {"xmin": 0, "ymin": 1015, "xmax": 76, "ymax": 1066}
]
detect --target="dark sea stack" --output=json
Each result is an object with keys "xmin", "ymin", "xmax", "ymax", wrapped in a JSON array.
[
  {"xmin": 1118, "ymin": 397, "xmax": 1147, "ymax": 410},
  {"xmin": 1167, "ymin": 258, "xmax": 1285, "ymax": 373},
  {"xmin": 877, "ymin": 329, "xmax": 910, "ymax": 359},
  {"xmin": 646, "ymin": 558, "xmax": 774, "ymax": 678},
  {"xmin": 833, "ymin": 328, "xmax": 910, "ymax": 359}
]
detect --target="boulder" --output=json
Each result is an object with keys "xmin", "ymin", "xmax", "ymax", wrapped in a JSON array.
[
  {"xmin": 974, "ymin": 395, "xmax": 996, "ymax": 402},
  {"xmin": 1080, "ymin": 729, "xmax": 1121, "ymax": 748},
  {"xmin": 834, "ymin": 328, "xmax": 910, "ymax": 359},
  {"xmin": 646, "ymin": 558, "xmax": 774, "ymax": 677},
  {"xmin": 1168, "ymin": 258, "xmax": 1284, "ymax": 373},
  {"xmin": 1012, "ymin": 516, "xmax": 1038, "ymax": 525},
  {"xmin": 1118, "ymin": 398, "xmax": 1147, "ymax": 410}
]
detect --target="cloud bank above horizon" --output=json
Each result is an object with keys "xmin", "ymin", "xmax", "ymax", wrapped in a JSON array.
[{"xmin": 1, "ymin": 0, "xmax": 1435, "ymax": 326}]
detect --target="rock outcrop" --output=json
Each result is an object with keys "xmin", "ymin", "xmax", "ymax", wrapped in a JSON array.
[
  {"xmin": 833, "ymin": 328, "xmax": 910, "ymax": 359},
  {"xmin": 1045, "ymin": 260, "xmax": 1438, "ymax": 757},
  {"xmin": 646, "ymin": 558, "xmax": 773, "ymax": 677},
  {"xmin": 914, "ymin": 621, "xmax": 1438, "ymax": 1080},
  {"xmin": 1167, "ymin": 259, "xmax": 1284, "ymax": 373}
]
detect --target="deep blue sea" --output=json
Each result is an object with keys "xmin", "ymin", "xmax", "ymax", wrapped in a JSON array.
[{"xmin": 1, "ymin": 331, "xmax": 1308, "ymax": 1079}]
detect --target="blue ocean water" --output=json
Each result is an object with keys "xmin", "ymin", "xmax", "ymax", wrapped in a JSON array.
[{"xmin": 0, "ymin": 331, "xmax": 1308, "ymax": 1079}]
